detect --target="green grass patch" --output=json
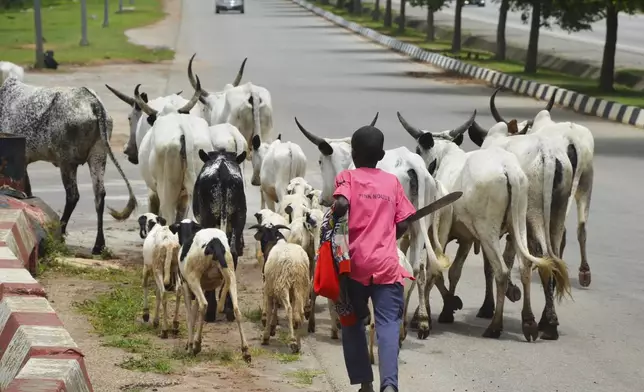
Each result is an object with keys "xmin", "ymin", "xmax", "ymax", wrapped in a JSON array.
[
  {"xmin": 242, "ymin": 306, "xmax": 263, "ymax": 323},
  {"xmin": 316, "ymin": 2, "xmax": 644, "ymax": 108},
  {"xmin": 286, "ymin": 369, "xmax": 324, "ymax": 385},
  {"xmin": 0, "ymin": 0, "xmax": 174, "ymax": 66}
]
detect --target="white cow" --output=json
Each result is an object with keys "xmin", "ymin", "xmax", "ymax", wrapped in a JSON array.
[
  {"xmin": 469, "ymin": 118, "xmax": 574, "ymax": 340},
  {"xmin": 0, "ymin": 61, "xmax": 24, "ymax": 85},
  {"xmin": 398, "ymin": 110, "xmax": 571, "ymax": 341},
  {"xmin": 294, "ymin": 115, "xmax": 450, "ymax": 340},
  {"xmin": 490, "ymin": 89, "xmax": 595, "ymax": 288},
  {"xmin": 251, "ymin": 135, "xmax": 307, "ymax": 212},
  {"xmin": 187, "ymin": 55, "xmax": 274, "ymax": 156},
  {"xmin": 133, "ymin": 79, "xmax": 212, "ymax": 223}
]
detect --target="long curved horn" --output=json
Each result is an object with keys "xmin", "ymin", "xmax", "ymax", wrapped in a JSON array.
[
  {"xmin": 370, "ymin": 112, "xmax": 379, "ymax": 126},
  {"xmin": 249, "ymin": 224, "xmax": 264, "ymax": 231},
  {"xmin": 134, "ymin": 84, "xmax": 158, "ymax": 117},
  {"xmin": 294, "ymin": 117, "xmax": 324, "ymax": 146},
  {"xmin": 545, "ymin": 88, "xmax": 557, "ymax": 112},
  {"xmin": 489, "ymin": 87, "xmax": 507, "ymax": 124},
  {"xmin": 187, "ymin": 53, "xmax": 209, "ymax": 97},
  {"xmin": 518, "ymin": 121, "xmax": 531, "ymax": 135},
  {"xmin": 449, "ymin": 109, "xmax": 477, "ymax": 138},
  {"xmin": 105, "ymin": 84, "xmax": 135, "ymax": 107},
  {"xmin": 232, "ymin": 58, "xmax": 247, "ymax": 87},
  {"xmin": 396, "ymin": 111, "xmax": 423, "ymax": 139},
  {"xmin": 271, "ymin": 224, "xmax": 291, "ymax": 231},
  {"xmin": 178, "ymin": 74, "xmax": 202, "ymax": 114},
  {"xmin": 468, "ymin": 120, "xmax": 488, "ymax": 147},
  {"xmin": 175, "ymin": 90, "xmax": 183, "ymax": 96}
]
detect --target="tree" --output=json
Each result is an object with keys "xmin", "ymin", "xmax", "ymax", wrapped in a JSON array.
[
  {"xmin": 398, "ymin": 0, "xmax": 407, "ymax": 33},
  {"xmin": 384, "ymin": 0, "xmax": 393, "ymax": 27},
  {"xmin": 408, "ymin": 0, "xmax": 449, "ymax": 42},
  {"xmin": 451, "ymin": 0, "xmax": 464, "ymax": 53},
  {"xmin": 494, "ymin": 0, "xmax": 511, "ymax": 59},
  {"xmin": 372, "ymin": 0, "xmax": 381, "ymax": 20}
]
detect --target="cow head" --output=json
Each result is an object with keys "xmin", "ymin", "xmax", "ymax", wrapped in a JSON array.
[
  {"xmin": 397, "ymin": 110, "xmax": 476, "ymax": 175},
  {"xmin": 250, "ymin": 134, "xmax": 281, "ymax": 186},
  {"xmin": 105, "ymin": 84, "xmax": 188, "ymax": 165},
  {"xmin": 169, "ymin": 218, "xmax": 203, "ymax": 249},
  {"xmin": 294, "ymin": 113, "xmax": 378, "ymax": 207},
  {"xmin": 487, "ymin": 87, "xmax": 557, "ymax": 137},
  {"xmin": 137, "ymin": 212, "xmax": 167, "ymax": 239}
]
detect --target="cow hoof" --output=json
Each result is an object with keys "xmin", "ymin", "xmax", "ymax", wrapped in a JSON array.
[
  {"xmin": 438, "ymin": 309, "xmax": 455, "ymax": 324},
  {"xmin": 289, "ymin": 342, "xmax": 300, "ymax": 354},
  {"xmin": 409, "ymin": 307, "xmax": 420, "ymax": 329},
  {"xmin": 225, "ymin": 309, "xmax": 235, "ymax": 322},
  {"xmin": 152, "ymin": 319, "xmax": 159, "ymax": 328},
  {"xmin": 193, "ymin": 340, "xmax": 202, "ymax": 355},
  {"xmin": 417, "ymin": 323, "xmax": 430, "ymax": 340},
  {"xmin": 578, "ymin": 270, "xmax": 591, "ymax": 288},
  {"xmin": 476, "ymin": 303, "xmax": 494, "ymax": 319},
  {"xmin": 205, "ymin": 313, "xmax": 217, "ymax": 323},
  {"xmin": 522, "ymin": 319, "xmax": 539, "ymax": 342},
  {"xmin": 447, "ymin": 295, "xmax": 463, "ymax": 311},
  {"xmin": 242, "ymin": 351, "xmax": 252, "ymax": 364},
  {"xmin": 261, "ymin": 318, "xmax": 267, "ymax": 327},
  {"xmin": 185, "ymin": 342, "xmax": 192, "ymax": 352},
  {"xmin": 539, "ymin": 325, "xmax": 559, "ymax": 341},
  {"xmin": 270, "ymin": 325, "xmax": 277, "ymax": 337},
  {"xmin": 261, "ymin": 337, "xmax": 270, "ymax": 346},
  {"xmin": 506, "ymin": 284, "xmax": 522, "ymax": 302},
  {"xmin": 142, "ymin": 312, "xmax": 149, "ymax": 323},
  {"xmin": 307, "ymin": 321, "xmax": 315, "ymax": 333},
  {"xmin": 160, "ymin": 330, "xmax": 169, "ymax": 339},
  {"xmin": 172, "ymin": 321, "xmax": 180, "ymax": 334},
  {"xmin": 172, "ymin": 328, "xmax": 179, "ymax": 337},
  {"xmin": 331, "ymin": 330, "xmax": 338, "ymax": 340},
  {"xmin": 482, "ymin": 326, "xmax": 502, "ymax": 339}
]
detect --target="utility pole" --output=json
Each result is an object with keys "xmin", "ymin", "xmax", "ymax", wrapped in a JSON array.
[
  {"xmin": 80, "ymin": 0, "xmax": 89, "ymax": 46},
  {"xmin": 103, "ymin": 0, "xmax": 109, "ymax": 27},
  {"xmin": 33, "ymin": 0, "xmax": 45, "ymax": 68}
]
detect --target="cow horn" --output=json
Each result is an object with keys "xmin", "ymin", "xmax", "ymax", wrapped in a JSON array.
[
  {"xmin": 134, "ymin": 84, "xmax": 158, "ymax": 117},
  {"xmin": 545, "ymin": 89, "xmax": 557, "ymax": 112},
  {"xmin": 249, "ymin": 224, "xmax": 264, "ymax": 231},
  {"xmin": 396, "ymin": 111, "xmax": 423, "ymax": 139},
  {"xmin": 271, "ymin": 224, "xmax": 291, "ymax": 231},
  {"xmin": 232, "ymin": 58, "xmax": 247, "ymax": 87},
  {"xmin": 370, "ymin": 112, "xmax": 379, "ymax": 126},
  {"xmin": 105, "ymin": 84, "xmax": 135, "ymax": 107},
  {"xmin": 175, "ymin": 90, "xmax": 183, "ymax": 96},
  {"xmin": 468, "ymin": 120, "xmax": 488, "ymax": 147},
  {"xmin": 188, "ymin": 53, "xmax": 209, "ymax": 97},
  {"xmin": 294, "ymin": 117, "xmax": 324, "ymax": 146},
  {"xmin": 518, "ymin": 121, "xmax": 531, "ymax": 135},
  {"xmin": 489, "ymin": 87, "xmax": 507, "ymax": 124},
  {"xmin": 178, "ymin": 74, "xmax": 202, "ymax": 114},
  {"xmin": 449, "ymin": 109, "xmax": 477, "ymax": 138}
]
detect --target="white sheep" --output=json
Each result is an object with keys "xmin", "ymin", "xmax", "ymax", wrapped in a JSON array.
[
  {"xmin": 278, "ymin": 193, "xmax": 310, "ymax": 223},
  {"xmin": 306, "ymin": 189, "xmax": 322, "ymax": 209},
  {"xmin": 169, "ymin": 219, "xmax": 251, "ymax": 362},
  {"xmin": 286, "ymin": 176, "xmax": 313, "ymax": 196},
  {"xmin": 253, "ymin": 208, "xmax": 289, "ymax": 266},
  {"xmin": 250, "ymin": 224, "xmax": 310, "ymax": 354},
  {"xmin": 0, "ymin": 61, "xmax": 24, "ymax": 86},
  {"xmin": 138, "ymin": 213, "xmax": 182, "ymax": 338}
]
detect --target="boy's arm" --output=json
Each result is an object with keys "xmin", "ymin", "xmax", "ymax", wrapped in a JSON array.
[
  {"xmin": 394, "ymin": 180, "xmax": 416, "ymax": 238},
  {"xmin": 332, "ymin": 172, "xmax": 351, "ymax": 219}
]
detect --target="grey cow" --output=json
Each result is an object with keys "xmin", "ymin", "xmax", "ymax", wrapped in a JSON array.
[{"xmin": 0, "ymin": 77, "xmax": 137, "ymax": 254}]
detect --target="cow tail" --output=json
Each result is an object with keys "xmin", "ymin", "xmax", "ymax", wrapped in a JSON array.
[
  {"xmin": 250, "ymin": 89, "xmax": 261, "ymax": 160},
  {"xmin": 86, "ymin": 87, "xmax": 137, "ymax": 220},
  {"xmin": 541, "ymin": 150, "xmax": 557, "ymax": 260},
  {"xmin": 417, "ymin": 170, "xmax": 450, "ymax": 276}
]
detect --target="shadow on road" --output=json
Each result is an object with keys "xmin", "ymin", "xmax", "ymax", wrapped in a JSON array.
[{"xmin": 360, "ymin": 85, "xmax": 492, "ymax": 96}]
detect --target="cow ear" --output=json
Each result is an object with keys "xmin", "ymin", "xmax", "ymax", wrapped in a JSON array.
[
  {"xmin": 236, "ymin": 151, "xmax": 247, "ymax": 165},
  {"xmin": 252, "ymin": 135, "xmax": 261, "ymax": 151},
  {"xmin": 169, "ymin": 223, "xmax": 180, "ymax": 234},
  {"xmin": 319, "ymin": 141, "xmax": 334, "ymax": 156},
  {"xmin": 146, "ymin": 114, "xmax": 157, "ymax": 126},
  {"xmin": 418, "ymin": 132, "xmax": 434, "ymax": 149},
  {"xmin": 507, "ymin": 119, "xmax": 519, "ymax": 134},
  {"xmin": 277, "ymin": 134, "xmax": 282, "ymax": 141},
  {"xmin": 158, "ymin": 216, "xmax": 167, "ymax": 226},
  {"xmin": 199, "ymin": 149, "xmax": 210, "ymax": 163},
  {"xmin": 141, "ymin": 92, "xmax": 149, "ymax": 103},
  {"xmin": 306, "ymin": 192, "xmax": 314, "ymax": 200},
  {"xmin": 453, "ymin": 133, "xmax": 464, "ymax": 146}
]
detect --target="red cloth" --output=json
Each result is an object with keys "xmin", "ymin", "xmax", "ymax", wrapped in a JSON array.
[{"xmin": 313, "ymin": 241, "xmax": 340, "ymax": 301}]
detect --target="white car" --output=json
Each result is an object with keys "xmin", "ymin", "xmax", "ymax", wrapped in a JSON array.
[{"xmin": 215, "ymin": 0, "xmax": 244, "ymax": 13}]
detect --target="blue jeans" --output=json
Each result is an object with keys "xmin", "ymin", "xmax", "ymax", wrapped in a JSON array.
[{"xmin": 341, "ymin": 278, "xmax": 404, "ymax": 392}]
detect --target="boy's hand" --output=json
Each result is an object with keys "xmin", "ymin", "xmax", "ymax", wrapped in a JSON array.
[{"xmin": 332, "ymin": 196, "xmax": 349, "ymax": 219}]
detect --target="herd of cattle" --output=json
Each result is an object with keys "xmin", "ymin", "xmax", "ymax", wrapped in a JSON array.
[{"xmin": 0, "ymin": 55, "xmax": 595, "ymax": 362}]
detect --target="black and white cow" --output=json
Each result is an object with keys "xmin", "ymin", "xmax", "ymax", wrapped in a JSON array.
[
  {"xmin": 193, "ymin": 148, "xmax": 247, "ymax": 322},
  {"xmin": 0, "ymin": 78, "xmax": 137, "ymax": 254}
]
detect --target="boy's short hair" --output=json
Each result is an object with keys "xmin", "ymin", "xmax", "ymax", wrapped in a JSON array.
[{"xmin": 351, "ymin": 126, "xmax": 384, "ymax": 162}]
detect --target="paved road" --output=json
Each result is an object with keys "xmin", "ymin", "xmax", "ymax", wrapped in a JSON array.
[
  {"xmin": 26, "ymin": 0, "xmax": 644, "ymax": 391},
  {"xmin": 390, "ymin": 0, "xmax": 644, "ymax": 70}
]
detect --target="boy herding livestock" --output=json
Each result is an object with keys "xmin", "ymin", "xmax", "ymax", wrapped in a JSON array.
[{"xmin": 331, "ymin": 126, "xmax": 417, "ymax": 392}]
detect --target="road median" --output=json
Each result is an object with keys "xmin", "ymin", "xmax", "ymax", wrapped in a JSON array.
[{"xmin": 290, "ymin": 0, "xmax": 644, "ymax": 129}]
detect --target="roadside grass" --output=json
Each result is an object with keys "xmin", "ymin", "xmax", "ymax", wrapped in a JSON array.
[
  {"xmin": 0, "ymin": 0, "xmax": 174, "ymax": 66},
  {"xmin": 315, "ymin": 2, "xmax": 644, "ymax": 108},
  {"xmin": 286, "ymin": 369, "xmax": 324, "ymax": 385}
]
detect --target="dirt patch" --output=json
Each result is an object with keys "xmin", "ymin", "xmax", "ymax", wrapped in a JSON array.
[{"xmin": 40, "ymin": 231, "xmax": 332, "ymax": 392}]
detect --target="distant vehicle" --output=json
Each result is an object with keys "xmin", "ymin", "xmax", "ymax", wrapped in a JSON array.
[
  {"xmin": 215, "ymin": 0, "xmax": 244, "ymax": 13},
  {"xmin": 464, "ymin": 0, "xmax": 485, "ymax": 6}
]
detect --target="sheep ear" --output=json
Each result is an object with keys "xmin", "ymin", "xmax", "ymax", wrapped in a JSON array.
[
  {"xmin": 169, "ymin": 223, "xmax": 180, "ymax": 234},
  {"xmin": 158, "ymin": 216, "xmax": 167, "ymax": 226},
  {"xmin": 199, "ymin": 149, "xmax": 210, "ymax": 163},
  {"xmin": 236, "ymin": 151, "xmax": 247, "ymax": 164},
  {"xmin": 306, "ymin": 193, "xmax": 314, "ymax": 200}
]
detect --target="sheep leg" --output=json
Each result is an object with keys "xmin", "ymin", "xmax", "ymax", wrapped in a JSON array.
[
  {"xmin": 153, "ymin": 288, "xmax": 161, "ymax": 329},
  {"xmin": 368, "ymin": 299, "xmax": 376, "ymax": 365},
  {"xmin": 172, "ymin": 283, "xmax": 181, "ymax": 337},
  {"xmin": 222, "ymin": 268, "xmax": 252, "ymax": 363},
  {"xmin": 307, "ymin": 288, "xmax": 317, "ymax": 333},
  {"xmin": 153, "ymin": 272, "xmax": 169, "ymax": 338},
  {"xmin": 182, "ymin": 283, "xmax": 195, "ymax": 352},
  {"xmin": 328, "ymin": 298, "xmax": 340, "ymax": 339},
  {"xmin": 262, "ymin": 293, "xmax": 274, "ymax": 345},
  {"xmin": 142, "ymin": 265, "xmax": 150, "ymax": 322},
  {"xmin": 281, "ymin": 290, "xmax": 299, "ymax": 354},
  {"xmin": 192, "ymin": 286, "xmax": 209, "ymax": 355},
  {"xmin": 270, "ymin": 300, "xmax": 278, "ymax": 336}
]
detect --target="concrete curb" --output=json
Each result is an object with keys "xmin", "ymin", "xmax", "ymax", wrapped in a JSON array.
[
  {"xmin": 0, "ymin": 198, "xmax": 94, "ymax": 391},
  {"xmin": 291, "ymin": 0, "xmax": 644, "ymax": 129}
]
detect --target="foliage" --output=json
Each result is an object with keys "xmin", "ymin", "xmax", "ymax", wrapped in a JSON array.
[{"xmin": 408, "ymin": 0, "xmax": 449, "ymax": 11}]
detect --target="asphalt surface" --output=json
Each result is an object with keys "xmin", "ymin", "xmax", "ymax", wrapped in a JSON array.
[
  {"xmin": 388, "ymin": 0, "xmax": 644, "ymax": 70},
  {"xmin": 24, "ymin": 0, "xmax": 644, "ymax": 391}
]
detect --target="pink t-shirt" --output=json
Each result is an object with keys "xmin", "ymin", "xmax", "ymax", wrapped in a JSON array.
[{"xmin": 333, "ymin": 167, "xmax": 416, "ymax": 286}]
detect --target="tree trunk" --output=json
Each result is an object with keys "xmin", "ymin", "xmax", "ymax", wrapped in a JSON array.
[
  {"xmin": 384, "ymin": 0, "xmax": 392, "ymax": 27},
  {"xmin": 495, "ymin": 0, "xmax": 509, "ymax": 60},
  {"xmin": 335, "ymin": 0, "xmax": 345, "ymax": 9},
  {"xmin": 426, "ymin": 5, "xmax": 435, "ymax": 42},
  {"xmin": 397, "ymin": 0, "xmax": 406, "ymax": 34},
  {"xmin": 372, "ymin": 0, "xmax": 381, "ymax": 20},
  {"xmin": 524, "ymin": 1, "xmax": 541, "ymax": 74},
  {"xmin": 599, "ymin": 1, "xmax": 618, "ymax": 92},
  {"xmin": 352, "ymin": 0, "xmax": 361, "ymax": 14},
  {"xmin": 451, "ymin": 0, "xmax": 463, "ymax": 53}
]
